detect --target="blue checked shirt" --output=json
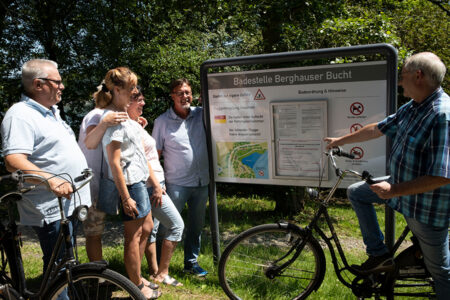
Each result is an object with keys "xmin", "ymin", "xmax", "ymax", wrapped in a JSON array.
[{"xmin": 378, "ymin": 88, "xmax": 450, "ymax": 227}]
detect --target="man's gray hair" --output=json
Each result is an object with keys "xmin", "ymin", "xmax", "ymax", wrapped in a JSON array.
[
  {"xmin": 21, "ymin": 59, "xmax": 58, "ymax": 94},
  {"xmin": 403, "ymin": 52, "xmax": 446, "ymax": 88}
]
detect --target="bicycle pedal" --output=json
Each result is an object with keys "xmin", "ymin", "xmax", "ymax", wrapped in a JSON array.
[{"xmin": 352, "ymin": 258, "xmax": 395, "ymax": 276}]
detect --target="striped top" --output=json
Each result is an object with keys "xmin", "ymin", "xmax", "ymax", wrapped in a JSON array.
[{"xmin": 379, "ymin": 87, "xmax": 450, "ymax": 227}]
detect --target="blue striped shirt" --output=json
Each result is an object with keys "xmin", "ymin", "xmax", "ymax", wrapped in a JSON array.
[{"xmin": 378, "ymin": 88, "xmax": 450, "ymax": 227}]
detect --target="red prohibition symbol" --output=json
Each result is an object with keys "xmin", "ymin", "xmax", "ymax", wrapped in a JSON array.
[
  {"xmin": 350, "ymin": 102, "xmax": 364, "ymax": 115},
  {"xmin": 350, "ymin": 146, "xmax": 364, "ymax": 160},
  {"xmin": 350, "ymin": 123, "xmax": 363, "ymax": 133}
]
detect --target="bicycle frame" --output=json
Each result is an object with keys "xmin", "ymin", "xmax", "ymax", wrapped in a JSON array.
[
  {"xmin": 270, "ymin": 169, "xmax": 366, "ymax": 289},
  {"xmin": 0, "ymin": 169, "xmax": 104, "ymax": 299},
  {"xmin": 264, "ymin": 160, "xmax": 369, "ymax": 287},
  {"xmin": 292, "ymin": 151, "xmax": 433, "ymax": 298},
  {"xmin": 0, "ymin": 192, "xmax": 26, "ymax": 295},
  {"xmin": 218, "ymin": 148, "xmax": 438, "ymax": 300},
  {"xmin": 35, "ymin": 196, "xmax": 79, "ymax": 298}
]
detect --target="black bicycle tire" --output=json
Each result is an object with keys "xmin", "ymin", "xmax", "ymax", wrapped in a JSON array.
[
  {"xmin": 43, "ymin": 268, "xmax": 146, "ymax": 300},
  {"xmin": 219, "ymin": 223, "xmax": 326, "ymax": 300}
]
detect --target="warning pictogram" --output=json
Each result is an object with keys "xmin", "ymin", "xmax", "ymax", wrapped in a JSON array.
[
  {"xmin": 350, "ymin": 146, "xmax": 364, "ymax": 160},
  {"xmin": 350, "ymin": 123, "xmax": 363, "ymax": 133},
  {"xmin": 254, "ymin": 89, "xmax": 266, "ymax": 100},
  {"xmin": 350, "ymin": 102, "xmax": 364, "ymax": 115}
]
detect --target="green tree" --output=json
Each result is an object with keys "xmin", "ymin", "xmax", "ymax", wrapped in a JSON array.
[{"xmin": 0, "ymin": 0, "xmax": 448, "ymax": 213}]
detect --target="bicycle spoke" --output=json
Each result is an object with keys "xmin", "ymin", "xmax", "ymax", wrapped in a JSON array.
[{"xmin": 219, "ymin": 224, "xmax": 325, "ymax": 299}]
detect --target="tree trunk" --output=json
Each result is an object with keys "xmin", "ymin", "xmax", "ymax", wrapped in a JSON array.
[{"xmin": 274, "ymin": 186, "xmax": 305, "ymax": 216}]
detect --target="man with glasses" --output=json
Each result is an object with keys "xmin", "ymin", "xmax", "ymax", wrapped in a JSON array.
[
  {"xmin": 325, "ymin": 52, "xmax": 450, "ymax": 299},
  {"xmin": 1, "ymin": 59, "xmax": 91, "ymax": 272},
  {"xmin": 152, "ymin": 78, "xmax": 210, "ymax": 276}
]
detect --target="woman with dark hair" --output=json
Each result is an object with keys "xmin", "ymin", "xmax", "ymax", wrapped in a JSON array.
[{"xmin": 127, "ymin": 87, "xmax": 184, "ymax": 287}]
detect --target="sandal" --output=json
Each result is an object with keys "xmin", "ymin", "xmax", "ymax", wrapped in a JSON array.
[
  {"xmin": 160, "ymin": 274, "xmax": 183, "ymax": 287},
  {"xmin": 140, "ymin": 274, "xmax": 159, "ymax": 289},
  {"xmin": 137, "ymin": 282, "xmax": 161, "ymax": 299}
]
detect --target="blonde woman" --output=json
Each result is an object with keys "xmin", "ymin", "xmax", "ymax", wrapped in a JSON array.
[
  {"xmin": 94, "ymin": 67, "xmax": 161, "ymax": 299},
  {"xmin": 78, "ymin": 86, "xmax": 128, "ymax": 262}
]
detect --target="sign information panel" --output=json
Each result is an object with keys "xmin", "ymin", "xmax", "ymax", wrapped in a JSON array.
[
  {"xmin": 271, "ymin": 100, "xmax": 327, "ymax": 180},
  {"xmin": 207, "ymin": 61, "xmax": 388, "ymax": 187}
]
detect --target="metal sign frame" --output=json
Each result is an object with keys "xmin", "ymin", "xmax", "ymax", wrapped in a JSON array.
[{"xmin": 200, "ymin": 43, "xmax": 398, "ymax": 262}]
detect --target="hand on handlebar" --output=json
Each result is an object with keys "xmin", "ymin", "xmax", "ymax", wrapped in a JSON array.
[
  {"xmin": 48, "ymin": 177, "xmax": 73, "ymax": 199},
  {"xmin": 323, "ymin": 137, "xmax": 344, "ymax": 150},
  {"xmin": 369, "ymin": 181, "xmax": 394, "ymax": 199}
]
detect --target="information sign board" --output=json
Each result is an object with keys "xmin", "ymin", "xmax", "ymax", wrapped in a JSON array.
[{"xmin": 207, "ymin": 61, "xmax": 388, "ymax": 187}]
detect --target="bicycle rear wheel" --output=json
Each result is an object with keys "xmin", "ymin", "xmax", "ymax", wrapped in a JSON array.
[
  {"xmin": 44, "ymin": 268, "xmax": 146, "ymax": 300},
  {"xmin": 219, "ymin": 223, "xmax": 326, "ymax": 300}
]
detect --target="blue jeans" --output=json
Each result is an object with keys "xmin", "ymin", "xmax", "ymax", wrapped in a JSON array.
[
  {"xmin": 121, "ymin": 181, "xmax": 151, "ymax": 222},
  {"xmin": 347, "ymin": 177, "xmax": 390, "ymax": 257},
  {"xmin": 348, "ymin": 179, "xmax": 450, "ymax": 299},
  {"xmin": 405, "ymin": 217, "xmax": 450, "ymax": 299},
  {"xmin": 147, "ymin": 184, "xmax": 184, "ymax": 243},
  {"xmin": 32, "ymin": 216, "xmax": 78, "ymax": 274},
  {"xmin": 162, "ymin": 183, "xmax": 208, "ymax": 267}
]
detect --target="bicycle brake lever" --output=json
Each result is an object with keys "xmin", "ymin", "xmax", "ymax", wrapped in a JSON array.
[{"xmin": 362, "ymin": 171, "xmax": 377, "ymax": 184}]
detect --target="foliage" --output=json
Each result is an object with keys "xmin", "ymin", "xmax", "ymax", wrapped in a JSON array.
[
  {"xmin": 1, "ymin": 0, "xmax": 448, "ymax": 126},
  {"xmin": 0, "ymin": 0, "xmax": 448, "ymax": 211}
]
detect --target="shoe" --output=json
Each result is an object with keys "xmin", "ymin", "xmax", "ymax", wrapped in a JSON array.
[
  {"xmin": 184, "ymin": 263, "xmax": 208, "ymax": 277},
  {"xmin": 352, "ymin": 253, "xmax": 394, "ymax": 275}
]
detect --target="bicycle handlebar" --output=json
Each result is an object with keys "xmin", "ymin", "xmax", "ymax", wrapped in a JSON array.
[
  {"xmin": 326, "ymin": 147, "xmax": 383, "ymax": 184},
  {"xmin": 331, "ymin": 147, "xmax": 355, "ymax": 159},
  {"xmin": 0, "ymin": 168, "xmax": 93, "ymax": 196},
  {"xmin": 0, "ymin": 172, "xmax": 21, "ymax": 182}
]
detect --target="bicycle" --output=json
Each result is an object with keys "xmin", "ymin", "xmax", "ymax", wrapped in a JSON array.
[
  {"xmin": 0, "ymin": 168, "xmax": 146, "ymax": 300},
  {"xmin": 218, "ymin": 147, "xmax": 442, "ymax": 299}
]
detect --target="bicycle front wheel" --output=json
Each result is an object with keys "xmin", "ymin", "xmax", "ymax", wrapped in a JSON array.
[
  {"xmin": 44, "ymin": 268, "xmax": 146, "ymax": 300},
  {"xmin": 219, "ymin": 223, "xmax": 326, "ymax": 300}
]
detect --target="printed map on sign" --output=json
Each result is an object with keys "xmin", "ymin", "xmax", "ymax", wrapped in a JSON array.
[{"xmin": 216, "ymin": 142, "xmax": 268, "ymax": 179}]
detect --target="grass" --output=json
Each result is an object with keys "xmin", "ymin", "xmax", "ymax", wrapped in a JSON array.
[{"xmin": 18, "ymin": 191, "xmax": 416, "ymax": 299}]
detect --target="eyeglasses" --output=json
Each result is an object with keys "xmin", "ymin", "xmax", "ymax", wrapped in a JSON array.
[
  {"xmin": 38, "ymin": 78, "xmax": 64, "ymax": 87},
  {"xmin": 131, "ymin": 94, "xmax": 145, "ymax": 102},
  {"xmin": 172, "ymin": 91, "xmax": 192, "ymax": 97}
]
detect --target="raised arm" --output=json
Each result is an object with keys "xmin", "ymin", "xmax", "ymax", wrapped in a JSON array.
[
  {"xmin": 324, "ymin": 122, "xmax": 383, "ymax": 149},
  {"xmin": 84, "ymin": 111, "xmax": 128, "ymax": 149}
]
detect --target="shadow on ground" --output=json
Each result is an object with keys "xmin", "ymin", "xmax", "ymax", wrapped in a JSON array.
[{"xmin": 19, "ymin": 219, "xmax": 125, "ymax": 246}]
